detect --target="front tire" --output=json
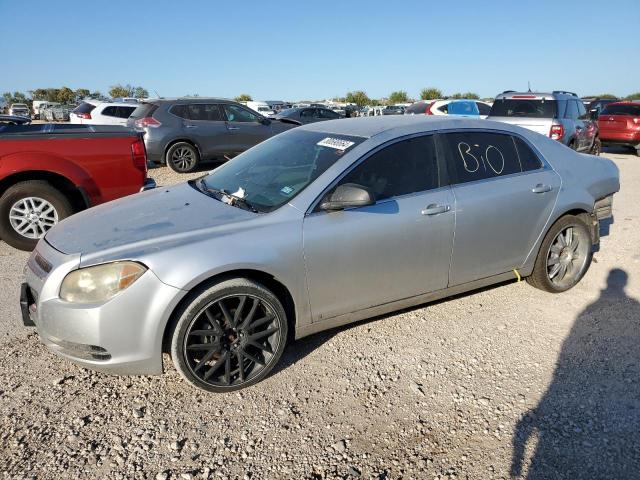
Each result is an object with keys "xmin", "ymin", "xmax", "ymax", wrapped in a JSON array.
[
  {"xmin": 166, "ymin": 142, "xmax": 200, "ymax": 173},
  {"xmin": 0, "ymin": 181, "xmax": 73, "ymax": 251},
  {"xmin": 527, "ymin": 215, "xmax": 593, "ymax": 293},
  {"xmin": 170, "ymin": 278, "xmax": 288, "ymax": 393}
]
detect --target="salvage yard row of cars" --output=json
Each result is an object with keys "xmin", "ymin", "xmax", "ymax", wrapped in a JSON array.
[{"xmin": 0, "ymin": 87, "xmax": 628, "ymax": 392}]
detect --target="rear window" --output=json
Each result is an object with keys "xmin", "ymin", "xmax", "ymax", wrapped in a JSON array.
[
  {"xmin": 601, "ymin": 104, "xmax": 640, "ymax": 116},
  {"xmin": 405, "ymin": 103, "xmax": 428, "ymax": 114},
  {"xmin": 72, "ymin": 102, "xmax": 97, "ymax": 114},
  {"xmin": 129, "ymin": 103, "xmax": 159, "ymax": 119},
  {"xmin": 490, "ymin": 99, "xmax": 557, "ymax": 118}
]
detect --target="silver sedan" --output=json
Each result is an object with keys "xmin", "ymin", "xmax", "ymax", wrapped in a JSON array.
[{"xmin": 21, "ymin": 116, "xmax": 619, "ymax": 392}]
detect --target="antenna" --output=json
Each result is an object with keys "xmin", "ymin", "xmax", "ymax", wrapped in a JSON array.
[
  {"xmin": 153, "ymin": 90, "xmax": 161, "ymax": 99},
  {"xmin": 527, "ymin": 81, "xmax": 532, "ymax": 92}
]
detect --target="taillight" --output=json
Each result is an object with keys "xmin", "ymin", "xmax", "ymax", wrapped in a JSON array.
[
  {"xmin": 134, "ymin": 116, "xmax": 161, "ymax": 128},
  {"xmin": 131, "ymin": 138, "xmax": 147, "ymax": 173},
  {"xmin": 425, "ymin": 101, "xmax": 436, "ymax": 115},
  {"xmin": 76, "ymin": 112, "xmax": 91, "ymax": 119},
  {"xmin": 549, "ymin": 124, "xmax": 564, "ymax": 141},
  {"xmin": 633, "ymin": 118, "xmax": 639, "ymax": 124}
]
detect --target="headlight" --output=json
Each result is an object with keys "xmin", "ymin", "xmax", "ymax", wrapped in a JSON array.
[{"xmin": 60, "ymin": 262, "xmax": 147, "ymax": 303}]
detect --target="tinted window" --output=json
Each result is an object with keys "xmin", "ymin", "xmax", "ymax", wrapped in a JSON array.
[
  {"xmin": 72, "ymin": 102, "xmax": 96, "ymax": 114},
  {"xmin": 490, "ymin": 99, "xmax": 557, "ymax": 118},
  {"xmin": 576, "ymin": 101, "xmax": 587, "ymax": 120},
  {"xmin": 116, "ymin": 106, "xmax": 136, "ymax": 118},
  {"xmin": 130, "ymin": 102, "xmax": 158, "ymax": 119},
  {"xmin": 223, "ymin": 104, "xmax": 258, "ymax": 122},
  {"xmin": 300, "ymin": 109, "xmax": 316, "ymax": 118},
  {"xmin": 187, "ymin": 104, "xmax": 223, "ymax": 121},
  {"xmin": 319, "ymin": 109, "xmax": 340, "ymax": 119},
  {"xmin": 476, "ymin": 102, "xmax": 491, "ymax": 115},
  {"xmin": 443, "ymin": 132, "xmax": 521, "ymax": 184},
  {"xmin": 339, "ymin": 136, "xmax": 439, "ymax": 201},
  {"xmin": 514, "ymin": 137, "xmax": 543, "ymax": 172},
  {"xmin": 101, "ymin": 106, "xmax": 117, "ymax": 117},
  {"xmin": 601, "ymin": 104, "xmax": 640, "ymax": 116},
  {"xmin": 200, "ymin": 130, "xmax": 365, "ymax": 212},
  {"xmin": 564, "ymin": 100, "xmax": 579, "ymax": 120},
  {"xmin": 405, "ymin": 102, "xmax": 429, "ymax": 114}
]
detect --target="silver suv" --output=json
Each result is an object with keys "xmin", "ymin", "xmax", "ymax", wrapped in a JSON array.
[{"xmin": 488, "ymin": 91, "xmax": 601, "ymax": 155}]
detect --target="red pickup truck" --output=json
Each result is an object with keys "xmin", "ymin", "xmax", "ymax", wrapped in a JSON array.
[{"xmin": 0, "ymin": 123, "xmax": 155, "ymax": 250}]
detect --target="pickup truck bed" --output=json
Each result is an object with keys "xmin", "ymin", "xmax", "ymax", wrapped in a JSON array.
[{"xmin": 0, "ymin": 124, "xmax": 154, "ymax": 250}]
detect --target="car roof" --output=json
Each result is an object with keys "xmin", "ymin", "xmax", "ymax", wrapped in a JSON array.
[
  {"xmin": 606, "ymin": 101, "xmax": 639, "ymax": 106},
  {"xmin": 298, "ymin": 115, "xmax": 524, "ymax": 139},
  {"xmin": 95, "ymin": 102, "xmax": 140, "ymax": 108},
  {"xmin": 144, "ymin": 97, "xmax": 235, "ymax": 105},
  {"xmin": 495, "ymin": 91, "xmax": 578, "ymax": 100}
]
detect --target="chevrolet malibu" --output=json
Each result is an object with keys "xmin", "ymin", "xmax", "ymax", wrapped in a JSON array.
[{"xmin": 21, "ymin": 116, "xmax": 619, "ymax": 392}]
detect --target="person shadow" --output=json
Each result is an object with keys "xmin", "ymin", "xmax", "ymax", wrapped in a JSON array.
[{"xmin": 511, "ymin": 268, "xmax": 640, "ymax": 479}]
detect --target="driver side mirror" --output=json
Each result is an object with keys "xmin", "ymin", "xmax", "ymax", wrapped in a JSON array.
[
  {"xmin": 589, "ymin": 109, "xmax": 599, "ymax": 120},
  {"xmin": 319, "ymin": 183, "xmax": 375, "ymax": 211},
  {"xmin": 259, "ymin": 117, "xmax": 271, "ymax": 125}
]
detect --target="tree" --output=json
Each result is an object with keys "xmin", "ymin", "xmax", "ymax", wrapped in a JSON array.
[
  {"xmin": 235, "ymin": 94, "xmax": 253, "ymax": 102},
  {"xmin": 461, "ymin": 92, "xmax": 480, "ymax": 99},
  {"xmin": 584, "ymin": 93, "xmax": 618, "ymax": 100},
  {"xmin": 420, "ymin": 87, "xmax": 442, "ymax": 100},
  {"xmin": 345, "ymin": 91, "xmax": 370, "ymax": 107},
  {"xmin": 624, "ymin": 92, "xmax": 640, "ymax": 100},
  {"xmin": 89, "ymin": 91, "xmax": 103, "ymax": 100},
  {"xmin": 75, "ymin": 88, "xmax": 90, "ymax": 101},
  {"xmin": 134, "ymin": 87, "xmax": 149, "ymax": 99},
  {"xmin": 56, "ymin": 86, "xmax": 75, "ymax": 104},
  {"xmin": 3, "ymin": 91, "xmax": 31, "ymax": 107},
  {"xmin": 388, "ymin": 90, "xmax": 409, "ymax": 104},
  {"xmin": 109, "ymin": 84, "xmax": 135, "ymax": 98}
]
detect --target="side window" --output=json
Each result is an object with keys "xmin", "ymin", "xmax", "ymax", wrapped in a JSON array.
[
  {"xmin": 338, "ymin": 135, "xmax": 439, "ymax": 202},
  {"xmin": 514, "ymin": 137, "xmax": 543, "ymax": 172},
  {"xmin": 170, "ymin": 104, "xmax": 188, "ymax": 119},
  {"xmin": 300, "ymin": 108, "xmax": 316, "ymax": 118},
  {"xmin": 320, "ymin": 109, "xmax": 339, "ymax": 119},
  {"xmin": 223, "ymin": 104, "xmax": 257, "ymax": 122},
  {"xmin": 576, "ymin": 101, "xmax": 588, "ymax": 120},
  {"xmin": 442, "ymin": 131, "xmax": 521, "ymax": 184},
  {"xmin": 189, "ymin": 104, "xmax": 223, "ymax": 121},
  {"xmin": 476, "ymin": 102, "xmax": 491, "ymax": 116},
  {"xmin": 101, "ymin": 106, "xmax": 117, "ymax": 117},
  {"xmin": 116, "ymin": 106, "xmax": 135, "ymax": 118},
  {"xmin": 564, "ymin": 100, "xmax": 579, "ymax": 120}
]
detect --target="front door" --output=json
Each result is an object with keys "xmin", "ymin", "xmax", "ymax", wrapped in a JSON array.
[
  {"xmin": 222, "ymin": 104, "xmax": 271, "ymax": 152},
  {"xmin": 303, "ymin": 135, "xmax": 455, "ymax": 322},
  {"xmin": 440, "ymin": 131, "xmax": 561, "ymax": 286}
]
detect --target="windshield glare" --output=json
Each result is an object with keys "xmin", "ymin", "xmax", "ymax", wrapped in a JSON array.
[{"xmin": 201, "ymin": 129, "xmax": 365, "ymax": 212}]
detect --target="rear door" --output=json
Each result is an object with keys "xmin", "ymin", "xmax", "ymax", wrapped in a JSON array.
[
  {"xmin": 441, "ymin": 130, "xmax": 561, "ymax": 286},
  {"xmin": 173, "ymin": 103, "xmax": 230, "ymax": 157},
  {"xmin": 299, "ymin": 108, "xmax": 319, "ymax": 124},
  {"xmin": 303, "ymin": 135, "xmax": 454, "ymax": 321},
  {"xmin": 221, "ymin": 103, "xmax": 271, "ymax": 152}
]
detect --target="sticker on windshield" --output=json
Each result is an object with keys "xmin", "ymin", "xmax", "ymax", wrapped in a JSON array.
[
  {"xmin": 280, "ymin": 186, "xmax": 294, "ymax": 196},
  {"xmin": 317, "ymin": 137, "xmax": 356, "ymax": 151}
]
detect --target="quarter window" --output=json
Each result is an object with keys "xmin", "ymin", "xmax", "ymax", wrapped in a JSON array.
[
  {"xmin": 564, "ymin": 100, "xmax": 579, "ymax": 120},
  {"xmin": 514, "ymin": 137, "xmax": 543, "ymax": 172},
  {"xmin": 337, "ymin": 136, "xmax": 439, "ymax": 202},
  {"xmin": 101, "ymin": 106, "xmax": 117, "ymax": 117},
  {"xmin": 442, "ymin": 131, "xmax": 521, "ymax": 184},
  {"xmin": 223, "ymin": 104, "xmax": 258, "ymax": 122}
]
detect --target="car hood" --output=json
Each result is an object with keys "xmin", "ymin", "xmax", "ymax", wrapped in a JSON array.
[{"xmin": 45, "ymin": 182, "xmax": 256, "ymax": 256}]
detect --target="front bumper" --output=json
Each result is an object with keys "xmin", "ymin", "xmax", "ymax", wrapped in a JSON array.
[{"xmin": 22, "ymin": 240, "xmax": 186, "ymax": 375}]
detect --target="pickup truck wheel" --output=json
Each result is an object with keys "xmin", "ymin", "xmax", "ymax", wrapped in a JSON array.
[
  {"xmin": 0, "ymin": 181, "xmax": 73, "ymax": 251},
  {"xmin": 170, "ymin": 278, "xmax": 288, "ymax": 393},
  {"xmin": 166, "ymin": 142, "xmax": 200, "ymax": 173},
  {"xmin": 526, "ymin": 215, "xmax": 592, "ymax": 293}
]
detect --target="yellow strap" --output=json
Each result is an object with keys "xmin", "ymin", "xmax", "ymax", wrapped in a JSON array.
[{"xmin": 513, "ymin": 269, "xmax": 522, "ymax": 282}]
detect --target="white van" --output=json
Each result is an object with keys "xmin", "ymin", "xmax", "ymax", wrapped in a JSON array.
[{"xmin": 245, "ymin": 101, "xmax": 275, "ymax": 117}]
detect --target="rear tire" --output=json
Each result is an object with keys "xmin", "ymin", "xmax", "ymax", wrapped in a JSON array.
[
  {"xmin": 590, "ymin": 137, "xmax": 601, "ymax": 156},
  {"xmin": 526, "ymin": 215, "xmax": 593, "ymax": 293},
  {"xmin": 0, "ymin": 181, "xmax": 73, "ymax": 251},
  {"xmin": 166, "ymin": 142, "xmax": 200, "ymax": 173}
]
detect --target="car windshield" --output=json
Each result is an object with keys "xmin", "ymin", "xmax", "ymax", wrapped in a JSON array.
[
  {"xmin": 199, "ymin": 129, "xmax": 365, "ymax": 213},
  {"xmin": 490, "ymin": 99, "xmax": 557, "ymax": 118},
  {"xmin": 601, "ymin": 104, "xmax": 640, "ymax": 116}
]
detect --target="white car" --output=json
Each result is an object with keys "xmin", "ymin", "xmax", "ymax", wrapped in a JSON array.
[
  {"xmin": 405, "ymin": 99, "xmax": 493, "ymax": 119},
  {"xmin": 245, "ymin": 101, "xmax": 275, "ymax": 117},
  {"xmin": 8, "ymin": 103, "xmax": 30, "ymax": 117},
  {"xmin": 69, "ymin": 101, "xmax": 138, "ymax": 125}
]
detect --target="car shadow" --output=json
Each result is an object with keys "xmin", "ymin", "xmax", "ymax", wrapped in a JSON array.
[
  {"xmin": 272, "ymin": 279, "xmax": 516, "ymax": 376},
  {"xmin": 510, "ymin": 268, "xmax": 640, "ymax": 479}
]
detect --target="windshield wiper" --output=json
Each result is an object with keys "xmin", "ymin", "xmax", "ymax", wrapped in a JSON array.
[{"xmin": 197, "ymin": 180, "xmax": 261, "ymax": 213}]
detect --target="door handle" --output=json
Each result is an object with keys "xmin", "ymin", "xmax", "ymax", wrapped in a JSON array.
[
  {"xmin": 227, "ymin": 126, "xmax": 240, "ymax": 131},
  {"xmin": 184, "ymin": 124, "xmax": 197, "ymax": 129},
  {"xmin": 421, "ymin": 204, "xmax": 450, "ymax": 216},
  {"xmin": 532, "ymin": 183, "xmax": 552, "ymax": 194}
]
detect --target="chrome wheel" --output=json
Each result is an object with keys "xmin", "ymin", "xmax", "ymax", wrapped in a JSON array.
[
  {"xmin": 546, "ymin": 226, "xmax": 590, "ymax": 288},
  {"xmin": 9, "ymin": 197, "xmax": 58, "ymax": 239},
  {"xmin": 170, "ymin": 146, "xmax": 196, "ymax": 172},
  {"xmin": 184, "ymin": 294, "xmax": 284, "ymax": 388}
]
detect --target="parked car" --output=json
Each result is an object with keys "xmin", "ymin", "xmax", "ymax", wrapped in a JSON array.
[
  {"xmin": 245, "ymin": 101, "xmax": 275, "ymax": 117},
  {"xmin": 22, "ymin": 116, "xmax": 619, "ymax": 392},
  {"xmin": 0, "ymin": 123, "xmax": 155, "ymax": 250},
  {"xmin": 585, "ymin": 98, "xmax": 618, "ymax": 119},
  {"xmin": 382, "ymin": 105, "xmax": 404, "ymax": 115},
  {"xmin": 32, "ymin": 101, "xmax": 60, "ymax": 120},
  {"xmin": 41, "ymin": 104, "xmax": 73, "ymax": 122},
  {"xmin": 405, "ymin": 99, "xmax": 492, "ymax": 118},
  {"xmin": 127, "ymin": 98, "xmax": 299, "ymax": 173},
  {"xmin": 272, "ymin": 106, "xmax": 342, "ymax": 125},
  {"xmin": 69, "ymin": 102, "xmax": 137, "ymax": 126},
  {"xmin": 9, "ymin": 103, "xmax": 30, "ymax": 117},
  {"xmin": 0, "ymin": 114, "xmax": 31, "ymax": 125},
  {"xmin": 597, "ymin": 102, "xmax": 640, "ymax": 155},
  {"xmin": 69, "ymin": 100, "xmax": 100, "ymax": 123},
  {"xmin": 488, "ymin": 91, "xmax": 601, "ymax": 154}
]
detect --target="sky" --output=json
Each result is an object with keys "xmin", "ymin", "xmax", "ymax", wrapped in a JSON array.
[{"xmin": 1, "ymin": 0, "xmax": 638, "ymax": 101}]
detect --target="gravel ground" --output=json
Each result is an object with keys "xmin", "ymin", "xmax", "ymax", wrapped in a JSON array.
[{"xmin": 1, "ymin": 150, "xmax": 639, "ymax": 480}]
